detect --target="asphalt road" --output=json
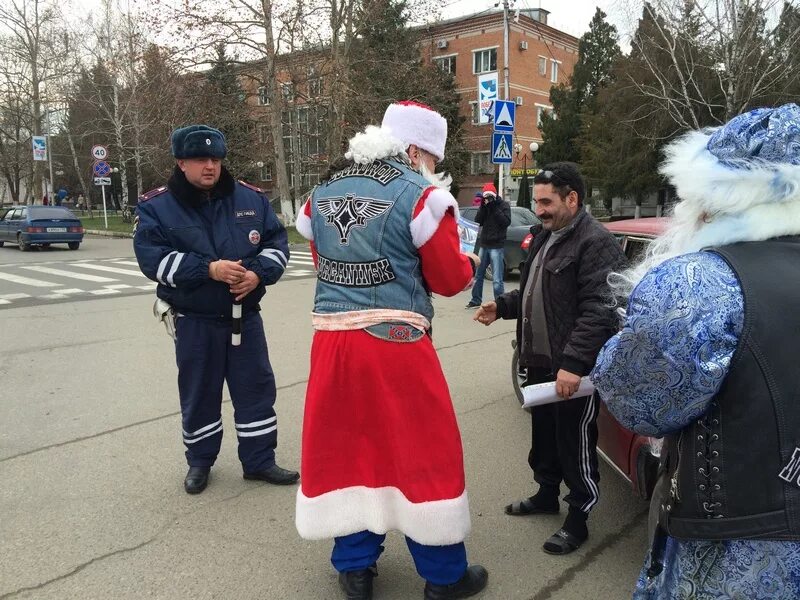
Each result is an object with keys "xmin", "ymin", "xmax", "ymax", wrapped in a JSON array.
[{"xmin": 0, "ymin": 238, "xmax": 649, "ymax": 600}]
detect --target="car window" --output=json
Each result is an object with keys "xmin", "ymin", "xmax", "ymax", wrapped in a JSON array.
[
  {"xmin": 8, "ymin": 208, "xmax": 22, "ymax": 220},
  {"xmin": 19, "ymin": 208, "xmax": 28, "ymax": 220},
  {"xmin": 623, "ymin": 237, "xmax": 651, "ymax": 262},
  {"xmin": 460, "ymin": 207, "xmax": 478, "ymax": 221},
  {"xmin": 510, "ymin": 208, "xmax": 538, "ymax": 227},
  {"xmin": 0, "ymin": 208, "xmax": 8, "ymax": 220},
  {"xmin": 29, "ymin": 206, "xmax": 75, "ymax": 220}
]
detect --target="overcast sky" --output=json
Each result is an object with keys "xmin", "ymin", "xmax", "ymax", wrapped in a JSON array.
[{"xmin": 439, "ymin": 0, "xmax": 638, "ymax": 41}]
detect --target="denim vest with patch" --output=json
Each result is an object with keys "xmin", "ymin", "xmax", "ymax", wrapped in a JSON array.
[{"xmin": 310, "ymin": 159, "xmax": 433, "ymax": 342}]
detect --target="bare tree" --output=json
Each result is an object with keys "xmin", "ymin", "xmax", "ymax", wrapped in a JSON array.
[
  {"xmin": 630, "ymin": 0, "xmax": 800, "ymax": 131},
  {"xmin": 0, "ymin": 0, "xmax": 63, "ymax": 203}
]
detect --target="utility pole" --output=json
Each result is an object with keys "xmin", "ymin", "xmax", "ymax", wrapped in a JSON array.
[
  {"xmin": 499, "ymin": 0, "xmax": 511, "ymax": 201},
  {"xmin": 46, "ymin": 105, "xmax": 55, "ymax": 205}
]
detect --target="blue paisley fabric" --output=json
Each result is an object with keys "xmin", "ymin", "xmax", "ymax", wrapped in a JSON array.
[
  {"xmin": 706, "ymin": 103, "xmax": 800, "ymax": 167},
  {"xmin": 592, "ymin": 251, "xmax": 800, "ymax": 599},
  {"xmin": 633, "ymin": 538, "xmax": 800, "ymax": 600},
  {"xmin": 593, "ymin": 251, "xmax": 742, "ymax": 437}
]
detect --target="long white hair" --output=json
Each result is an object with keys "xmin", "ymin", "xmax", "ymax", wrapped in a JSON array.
[{"xmin": 346, "ymin": 125, "xmax": 452, "ymax": 189}]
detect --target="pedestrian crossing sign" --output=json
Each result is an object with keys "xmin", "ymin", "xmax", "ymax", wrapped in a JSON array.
[{"xmin": 491, "ymin": 133, "xmax": 513, "ymax": 164}]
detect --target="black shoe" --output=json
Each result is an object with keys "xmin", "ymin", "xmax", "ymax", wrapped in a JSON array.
[
  {"xmin": 424, "ymin": 565, "xmax": 488, "ymax": 600},
  {"xmin": 243, "ymin": 464, "xmax": 300, "ymax": 485},
  {"xmin": 338, "ymin": 566, "xmax": 377, "ymax": 600},
  {"xmin": 184, "ymin": 466, "xmax": 210, "ymax": 494},
  {"xmin": 465, "ymin": 302, "xmax": 481, "ymax": 309}
]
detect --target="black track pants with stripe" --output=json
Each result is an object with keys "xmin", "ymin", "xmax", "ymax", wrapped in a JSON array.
[{"xmin": 525, "ymin": 368, "xmax": 600, "ymax": 513}]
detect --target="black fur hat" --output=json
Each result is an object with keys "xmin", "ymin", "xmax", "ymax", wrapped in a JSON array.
[{"xmin": 171, "ymin": 125, "xmax": 227, "ymax": 159}]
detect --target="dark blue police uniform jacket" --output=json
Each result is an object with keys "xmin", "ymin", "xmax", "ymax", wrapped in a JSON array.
[{"xmin": 133, "ymin": 168, "xmax": 289, "ymax": 317}]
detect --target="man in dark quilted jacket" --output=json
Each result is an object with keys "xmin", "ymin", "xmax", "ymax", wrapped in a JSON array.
[{"xmin": 473, "ymin": 161, "xmax": 626, "ymax": 556}]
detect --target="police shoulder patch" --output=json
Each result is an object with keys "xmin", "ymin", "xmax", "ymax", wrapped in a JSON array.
[
  {"xmin": 138, "ymin": 186, "xmax": 168, "ymax": 203},
  {"xmin": 238, "ymin": 180, "xmax": 264, "ymax": 194}
]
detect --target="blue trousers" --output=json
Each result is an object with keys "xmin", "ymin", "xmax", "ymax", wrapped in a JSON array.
[
  {"xmin": 470, "ymin": 247, "xmax": 505, "ymax": 303},
  {"xmin": 332, "ymin": 530, "xmax": 467, "ymax": 585},
  {"xmin": 175, "ymin": 312, "xmax": 277, "ymax": 472}
]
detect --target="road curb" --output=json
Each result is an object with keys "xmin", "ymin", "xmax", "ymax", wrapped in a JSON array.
[{"xmin": 85, "ymin": 229, "xmax": 133, "ymax": 239}]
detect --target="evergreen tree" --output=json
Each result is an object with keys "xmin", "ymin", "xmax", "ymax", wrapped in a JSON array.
[
  {"xmin": 537, "ymin": 8, "xmax": 620, "ymax": 167},
  {"xmin": 345, "ymin": 0, "xmax": 469, "ymax": 191},
  {"xmin": 188, "ymin": 44, "xmax": 255, "ymax": 179}
]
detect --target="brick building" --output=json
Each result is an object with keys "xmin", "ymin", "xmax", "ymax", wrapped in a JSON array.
[
  {"xmin": 419, "ymin": 8, "xmax": 579, "ymax": 204},
  {"xmin": 239, "ymin": 8, "xmax": 579, "ymax": 208}
]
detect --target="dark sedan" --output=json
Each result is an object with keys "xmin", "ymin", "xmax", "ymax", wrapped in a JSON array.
[
  {"xmin": 459, "ymin": 205, "xmax": 539, "ymax": 278},
  {"xmin": 0, "ymin": 205, "xmax": 84, "ymax": 251}
]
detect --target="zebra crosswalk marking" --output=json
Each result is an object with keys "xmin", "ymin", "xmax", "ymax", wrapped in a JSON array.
[
  {"xmin": 109, "ymin": 260, "xmax": 140, "ymax": 267},
  {"xmin": 0, "ymin": 272, "xmax": 59, "ymax": 287},
  {"xmin": 22, "ymin": 266, "xmax": 117, "ymax": 283},
  {"xmin": 72, "ymin": 263, "xmax": 148, "ymax": 277}
]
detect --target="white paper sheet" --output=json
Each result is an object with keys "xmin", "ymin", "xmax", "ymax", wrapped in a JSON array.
[{"xmin": 521, "ymin": 377, "xmax": 596, "ymax": 408}]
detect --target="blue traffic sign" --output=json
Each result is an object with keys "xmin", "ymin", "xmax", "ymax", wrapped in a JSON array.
[
  {"xmin": 493, "ymin": 100, "xmax": 516, "ymax": 132},
  {"xmin": 491, "ymin": 132, "xmax": 513, "ymax": 164},
  {"xmin": 93, "ymin": 160, "xmax": 111, "ymax": 177}
]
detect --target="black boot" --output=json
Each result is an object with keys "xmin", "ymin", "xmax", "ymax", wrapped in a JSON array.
[
  {"xmin": 424, "ymin": 565, "xmax": 488, "ymax": 600},
  {"xmin": 338, "ymin": 565, "xmax": 377, "ymax": 600},
  {"xmin": 243, "ymin": 464, "xmax": 300, "ymax": 485},
  {"xmin": 184, "ymin": 466, "xmax": 210, "ymax": 494}
]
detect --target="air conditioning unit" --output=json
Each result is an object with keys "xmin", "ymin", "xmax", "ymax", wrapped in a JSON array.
[
  {"xmin": 519, "ymin": 40, "xmax": 529, "ymax": 50},
  {"xmin": 515, "ymin": 96, "xmax": 524, "ymax": 106},
  {"xmin": 436, "ymin": 39, "xmax": 448, "ymax": 49}
]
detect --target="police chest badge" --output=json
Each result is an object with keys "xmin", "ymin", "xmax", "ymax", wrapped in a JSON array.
[{"xmin": 248, "ymin": 230, "xmax": 261, "ymax": 245}]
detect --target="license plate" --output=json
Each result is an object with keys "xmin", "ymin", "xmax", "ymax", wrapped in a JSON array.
[{"xmin": 47, "ymin": 227, "xmax": 67, "ymax": 232}]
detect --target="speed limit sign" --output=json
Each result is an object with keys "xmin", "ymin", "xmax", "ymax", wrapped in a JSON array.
[{"xmin": 91, "ymin": 145, "xmax": 108, "ymax": 160}]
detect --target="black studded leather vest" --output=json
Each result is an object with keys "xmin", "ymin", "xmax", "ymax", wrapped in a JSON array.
[{"xmin": 658, "ymin": 237, "xmax": 800, "ymax": 541}]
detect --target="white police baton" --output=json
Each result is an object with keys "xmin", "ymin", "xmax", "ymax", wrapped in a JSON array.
[{"xmin": 232, "ymin": 301, "xmax": 242, "ymax": 346}]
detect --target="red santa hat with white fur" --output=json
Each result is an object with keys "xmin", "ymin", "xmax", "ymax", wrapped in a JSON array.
[{"xmin": 346, "ymin": 101, "xmax": 448, "ymax": 164}]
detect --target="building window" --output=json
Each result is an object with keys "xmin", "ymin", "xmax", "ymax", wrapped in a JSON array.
[
  {"xmin": 536, "ymin": 105, "xmax": 553, "ymax": 128},
  {"xmin": 434, "ymin": 55, "xmax": 456, "ymax": 74},
  {"xmin": 258, "ymin": 86, "xmax": 270, "ymax": 105},
  {"xmin": 470, "ymin": 101, "xmax": 480, "ymax": 125},
  {"xmin": 470, "ymin": 152, "xmax": 492, "ymax": 175},
  {"xmin": 473, "ymin": 48, "xmax": 497, "ymax": 74},
  {"xmin": 550, "ymin": 60, "xmax": 560, "ymax": 83},
  {"xmin": 281, "ymin": 82, "xmax": 294, "ymax": 102},
  {"xmin": 538, "ymin": 56, "xmax": 547, "ymax": 77},
  {"xmin": 309, "ymin": 77, "xmax": 323, "ymax": 97},
  {"xmin": 282, "ymin": 105, "xmax": 328, "ymax": 191},
  {"xmin": 260, "ymin": 164, "xmax": 273, "ymax": 182},
  {"xmin": 259, "ymin": 124, "xmax": 270, "ymax": 144}
]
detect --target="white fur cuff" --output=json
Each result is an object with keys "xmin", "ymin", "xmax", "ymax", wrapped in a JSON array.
[{"xmin": 410, "ymin": 188, "xmax": 459, "ymax": 248}]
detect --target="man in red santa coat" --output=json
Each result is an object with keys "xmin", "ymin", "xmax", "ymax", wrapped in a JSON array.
[{"xmin": 295, "ymin": 101, "xmax": 489, "ymax": 600}]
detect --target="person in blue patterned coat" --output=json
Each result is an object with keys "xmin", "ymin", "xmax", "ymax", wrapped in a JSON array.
[{"xmin": 592, "ymin": 103, "xmax": 800, "ymax": 599}]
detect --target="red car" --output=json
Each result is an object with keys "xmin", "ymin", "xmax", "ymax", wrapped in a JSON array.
[{"xmin": 512, "ymin": 217, "xmax": 669, "ymax": 499}]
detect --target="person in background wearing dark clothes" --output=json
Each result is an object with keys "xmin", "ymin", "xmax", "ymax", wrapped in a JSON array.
[
  {"xmin": 473, "ymin": 162, "xmax": 626, "ymax": 555},
  {"xmin": 465, "ymin": 183, "xmax": 510, "ymax": 309}
]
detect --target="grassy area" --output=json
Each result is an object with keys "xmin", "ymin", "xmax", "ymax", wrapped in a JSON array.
[
  {"xmin": 79, "ymin": 212, "xmax": 307, "ymax": 244},
  {"xmin": 79, "ymin": 214, "xmax": 135, "ymax": 234}
]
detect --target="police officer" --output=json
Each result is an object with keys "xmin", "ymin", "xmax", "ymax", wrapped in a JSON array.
[{"xmin": 134, "ymin": 124, "xmax": 299, "ymax": 494}]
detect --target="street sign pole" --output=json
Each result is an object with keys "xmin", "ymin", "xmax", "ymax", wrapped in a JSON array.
[{"xmin": 101, "ymin": 185, "xmax": 108, "ymax": 229}]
